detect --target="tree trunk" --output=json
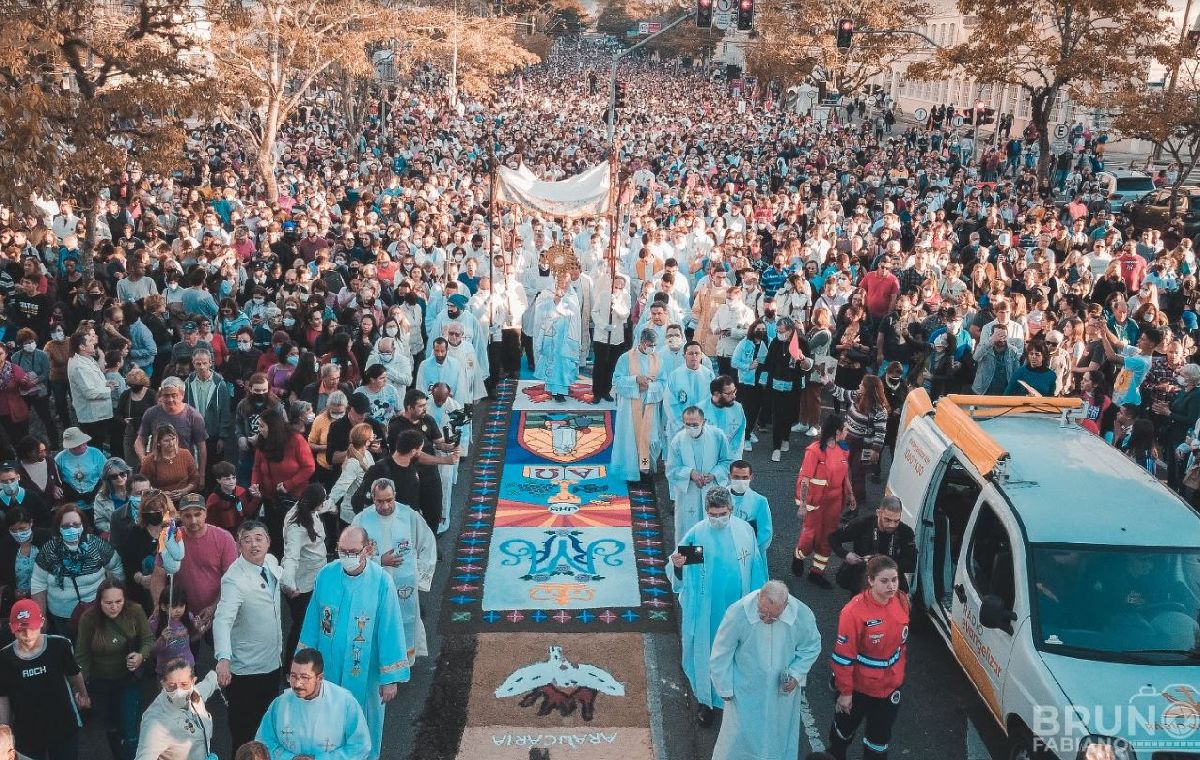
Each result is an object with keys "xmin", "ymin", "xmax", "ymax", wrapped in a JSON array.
[
  {"xmin": 81, "ymin": 190, "xmax": 98, "ymax": 280},
  {"xmin": 257, "ymin": 97, "xmax": 283, "ymax": 203},
  {"xmin": 1030, "ymin": 91, "xmax": 1055, "ymax": 183}
]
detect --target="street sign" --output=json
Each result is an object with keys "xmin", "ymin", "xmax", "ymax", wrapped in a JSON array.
[
  {"xmin": 1054, "ymin": 124, "xmax": 1068, "ymax": 140},
  {"xmin": 952, "ymin": 115, "xmax": 964, "ymax": 127},
  {"xmin": 648, "ymin": 21, "xmax": 661, "ymax": 33},
  {"xmin": 638, "ymin": 21, "xmax": 649, "ymax": 34},
  {"xmin": 914, "ymin": 107, "xmax": 928, "ymax": 122},
  {"xmin": 715, "ymin": 0, "xmax": 733, "ymax": 29}
]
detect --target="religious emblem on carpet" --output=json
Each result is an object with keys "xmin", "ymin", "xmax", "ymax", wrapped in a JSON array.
[{"xmin": 495, "ymin": 645, "xmax": 625, "ymax": 722}]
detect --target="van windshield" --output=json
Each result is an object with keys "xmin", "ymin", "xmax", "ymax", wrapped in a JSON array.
[
  {"xmin": 1116, "ymin": 177, "xmax": 1155, "ymax": 193},
  {"xmin": 1031, "ymin": 545, "xmax": 1200, "ymax": 662}
]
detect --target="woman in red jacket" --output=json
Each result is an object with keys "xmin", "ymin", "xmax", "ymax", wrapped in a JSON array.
[
  {"xmin": 250, "ymin": 407, "xmax": 315, "ymax": 553},
  {"xmin": 792, "ymin": 413, "xmax": 854, "ymax": 588},
  {"xmin": 0, "ymin": 344, "xmax": 36, "ymax": 444},
  {"xmin": 828, "ymin": 556, "xmax": 909, "ymax": 760}
]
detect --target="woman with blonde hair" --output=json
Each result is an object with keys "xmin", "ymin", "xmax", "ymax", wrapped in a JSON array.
[
  {"xmin": 139, "ymin": 424, "xmax": 200, "ymax": 502},
  {"xmin": 327, "ymin": 422, "xmax": 376, "ymax": 525}
]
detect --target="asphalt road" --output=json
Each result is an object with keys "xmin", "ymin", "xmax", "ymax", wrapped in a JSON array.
[{"xmin": 76, "ymin": 405, "xmax": 1010, "ymax": 760}]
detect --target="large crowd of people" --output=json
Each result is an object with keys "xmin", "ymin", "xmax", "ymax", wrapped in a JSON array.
[{"xmin": 0, "ymin": 30, "xmax": 1190, "ymax": 760}]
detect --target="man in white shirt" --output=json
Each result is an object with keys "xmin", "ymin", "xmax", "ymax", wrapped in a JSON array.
[{"xmin": 213, "ymin": 520, "xmax": 284, "ymax": 751}]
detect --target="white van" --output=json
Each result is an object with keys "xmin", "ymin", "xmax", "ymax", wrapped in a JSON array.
[
  {"xmin": 1097, "ymin": 169, "xmax": 1157, "ymax": 214},
  {"xmin": 888, "ymin": 391, "xmax": 1200, "ymax": 759}
]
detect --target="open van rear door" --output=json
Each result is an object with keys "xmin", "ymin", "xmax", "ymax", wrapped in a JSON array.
[{"xmin": 890, "ymin": 390, "xmax": 955, "ymax": 613}]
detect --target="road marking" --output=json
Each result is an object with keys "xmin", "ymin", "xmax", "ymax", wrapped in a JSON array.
[
  {"xmin": 966, "ymin": 713, "xmax": 991, "ymax": 760},
  {"xmin": 801, "ymin": 691, "xmax": 826, "ymax": 752},
  {"xmin": 643, "ymin": 635, "xmax": 668, "ymax": 760}
]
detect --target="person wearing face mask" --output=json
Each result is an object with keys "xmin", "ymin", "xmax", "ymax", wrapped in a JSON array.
[
  {"xmin": 0, "ymin": 461, "xmax": 48, "ymax": 532},
  {"xmin": 135, "ymin": 657, "xmax": 221, "ymax": 760},
  {"xmin": 730, "ymin": 319, "xmax": 770, "ymax": 449},
  {"xmin": 1162, "ymin": 363, "xmax": 1200, "ymax": 491},
  {"xmin": 792, "ymin": 414, "xmax": 854, "ymax": 589},
  {"xmin": 709, "ymin": 580, "xmax": 822, "ymax": 760},
  {"xmin": 590, "ymin": 272, "xmax": 631, "ymax": 404},
  {"xmin": 364, "ymin": 336, "xmax": 413, "ymax": 403},
  {"xmin": 113, "ymin": 487, "xmax": 178, "ymax": 613},
  {"xmin": 611, "ymin": 329, "xmax": 667, "ymax": 482},
  {"xmin": 44, "ymin": 323, "xmax": 73, "ymax": 430},
  {"xmin": 725, "ymin": 460, "xmax": 772, "ymax": 556},
  {"xmin": 665, "ymin": 342, "xmax": 717, "ymax": 443},
  {"xmin": 666, "ymin": 407, "xmax": 734, "ymax": 545},
  {"xmin": 698, "ymin": 375, "xmax": 747, "ymax": 460},
  {"xmin": 297, "ymin": 524, "xmax": 409, "ymax": 760},
  {"xmin": 11, "ymin": 328, "xmax": 53, "ymax": 444},
  {"xmin": 31, "ymin": 504, "xmax": 125, "ymax": 636},
  {"xmin": 668, "ymin": 487, "xmax": 766, "ymax": 728},
  {"xmin": 0, "ymin": 508, "xmax": 37, "ymax": 613},
  {"xmin": 92, "ymin": 457, "xmax": 134, "ymax": 537}
]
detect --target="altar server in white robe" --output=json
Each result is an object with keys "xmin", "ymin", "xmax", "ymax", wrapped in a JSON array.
[
  {"xmin": 350, "ymin": 477, "xmax": 436, "ymax": 660},
  {"xmin": 668, "ymin": 487, "xmax": 766, "ymax": 727},
  {"xmin": 665, "ymin": 406, "xmax": 733, "ymax": 545},
  {"xmin": 709, "ymin": 581, "xmax": 822, "ymax": 760},
  {"xmin": 415, "ymin": 338, "xmax": 468, "ymax": 398},
  {"xmin": 427, "ymin": 383, "xmax": 466, "ymax": 532},
  {"xmin": 697, "ymin": 374, "xmax": 746, "ymax": 460},
  {"xmin": 664, "ymin": 341, "xmax": 716, "ymax": 443},
  {"xmin": 257, "ymin": 648, "xmax": 372, "ymax": 760}
]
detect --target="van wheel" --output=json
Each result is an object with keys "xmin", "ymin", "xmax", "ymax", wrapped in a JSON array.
[{"xmin": 1007, "ymin": 724, "xmax": 1046, "ymax": 760}]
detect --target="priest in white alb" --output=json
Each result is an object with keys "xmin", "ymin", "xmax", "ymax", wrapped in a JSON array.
[
  {"xmin": 257, "ymin": 648, "xmax": 372, "ymax": 760},
  {"xmin": 709, "ymin": 581, "xmax": 823, "ymax": 760},
  {"xmin": 666, "ymin": 406, "xmax": 732, "ymax": 545},
  {"xmin": 669, "ymin": 487, "xmax": 766, "ymax": 728}
]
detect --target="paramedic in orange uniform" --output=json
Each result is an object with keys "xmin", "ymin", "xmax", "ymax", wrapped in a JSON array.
[
  {"xmin": 792, "ymin": 413, "xmax": 854, "ymax": 589},
  {"xmin": 828, "ymin": 556, "xmax": 910, "ymax": 760}
]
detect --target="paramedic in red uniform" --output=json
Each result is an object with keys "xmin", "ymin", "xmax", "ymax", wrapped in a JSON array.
[
  {"xmin": 828, "ymin": 555, "xmax": 909, "ymax": 760},
  {"xmin": 792, "ymin": 414, "xmax": 854, "ymax": 589}
]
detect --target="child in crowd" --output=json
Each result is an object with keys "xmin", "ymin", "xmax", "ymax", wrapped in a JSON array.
[
  {"xmin": 148, "ymin": 587, "xmax": 202, "ymax": 677},
  {"xmin": 205, "ymin": 461, "xmax": 257, "ymax": 531}
]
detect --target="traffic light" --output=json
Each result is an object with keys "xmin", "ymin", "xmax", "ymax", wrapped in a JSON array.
[
  {"xmin": 978, "ymin": 107, "xmax": 996, "ymax": 125},
  {"xmin": 1187, "ymin": 28, "xmax": 1200, "ymax": 51},
  {"xmin": 736, "ymin": 0, "xmax": 753, "ymax": 31},
  {"xmin": 697, "ymin": 0, "xmax": 712, "ymax": 28},
  {"xmin": 836, "ymin": 18, "xmax": 854, "ymax": 49},
  {"xmin": 615, "ymin": 81, "xmax": 628, "ymax": 110},
  {"xmin": 963, "ymin": 108, "xmax": 974, "ymax": 125}
]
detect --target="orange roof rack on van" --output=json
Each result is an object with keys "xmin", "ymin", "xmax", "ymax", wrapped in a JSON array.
[{"xmin": 901, "ymin": 389, "xmax": 1082, "ymax": 478}]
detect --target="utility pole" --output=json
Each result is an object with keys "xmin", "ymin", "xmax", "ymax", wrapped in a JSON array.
[{"xmin": 607, "ymin": 10, "xmax": 695, "ymax": 147}]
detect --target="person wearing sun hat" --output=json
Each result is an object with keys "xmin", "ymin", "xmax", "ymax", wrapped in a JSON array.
[
  {"xmin": 53, "ymin": 426, "xmax": 107, "ymax": 508},
  {"xmin": 0, "ymin": 598, "xmax": 90, "ymax": 759}
]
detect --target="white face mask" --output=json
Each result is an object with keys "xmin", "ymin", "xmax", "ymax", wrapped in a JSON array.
[
  {"xmin": 707, "ymin": 514, "xmax": 730, "ymax": 529},
  {"xmin": 21, "ymin": 343, "xmax": 35, "ymax": 353},
  {"xmin": 666, "ymin": 336, "xmax": 684, "ymax": 350},
  {"xmin": 329, "ymin": 411, "xmax": 345, "ymax": 420},
  {"xmin": 166, "ymin": 686, "xmax": 193, "ymax": 702},
  {"xmin": 686, "ymin": 424, "xmax": 704, "ymax": 439},
  {"xmin": 729, "ymin": 478, "xmax": 750, "ymax": 494},
  {"xmin": 340, "ymin": 554, "xmax": 362, "ymax": 572}
]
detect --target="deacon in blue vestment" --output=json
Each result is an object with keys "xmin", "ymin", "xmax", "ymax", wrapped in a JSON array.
[
  {"xmin": 298, "ymin": 526, "xmax": 409, "ymax": 760},
  {"xmin": 532, "ymin": 284, "xmax": 581, "ymax": 398},
  {"xmin": 697, "ymin": 376, "xmax": 747, "ymax": 460},
  {"xmin": 257, "ymin": 649, "xmax": 372, "ymax": 760},
  {"xmin": 611, "ymin": 329, "xmax": 666, "ymax": 482},
  {"xmin": 669, "ymin": 487, "xmax": 766, "ymax": 726},
  {"xmin": 666, "ymin": 407, "xmax": 733, "ymax": 545},
  {"xmin": 351, "ymin": 477, "xmax": 437, "ymax": 662},
  {"xmin": 728, "ymin": 460, "xmax": 773, "ymax": 556},
  {"xmin": 664, "ymin": 343, "xmax": 717, "ymax": 444}
]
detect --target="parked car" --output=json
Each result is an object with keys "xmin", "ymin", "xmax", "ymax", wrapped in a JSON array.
[
  {"xmin": 1123, "ymin": 185, "xmax": 1200, "ymax": 238},
  {"xmin": 1097, "ymin": 169, "xmax": 1156, "ymax": 213}
]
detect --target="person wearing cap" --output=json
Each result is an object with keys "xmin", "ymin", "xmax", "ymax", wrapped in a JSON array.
[
  {"xmin": 0, "ymin": 599, "xmax": 90, "ymax": 759},
  {"xmin": 66, "ymin": 331, "xmax": 114, "ymax": 448},
  {"xmin": 54, "ymin": 426, "xmax": 107, "ymax": 506},
  {"xmin": 168, "ymin": 320, "xmax": 214, "ymax": 375},
  {"xmin": 151, "ymin": 492, "xmax": 237, "ymax": 636}
]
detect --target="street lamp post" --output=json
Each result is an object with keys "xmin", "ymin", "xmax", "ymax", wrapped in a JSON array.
[{"xmin": 606, "ymin": 10, "xmax": 695, "ymax": 147}]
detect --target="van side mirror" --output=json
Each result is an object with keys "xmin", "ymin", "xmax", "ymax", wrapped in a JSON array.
[{"xmin": 979, "ymin": 594, "xmax": 1016, "ymax": 635}]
